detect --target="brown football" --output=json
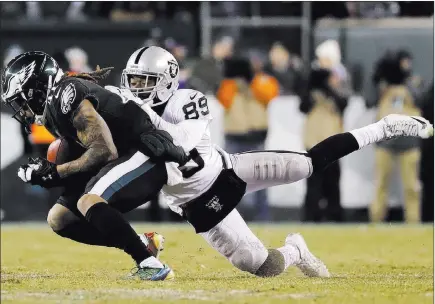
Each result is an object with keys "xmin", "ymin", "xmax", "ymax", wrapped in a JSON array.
[{"xmin": 47, "ymin": 138, "xmax": 86, "ymax": 165}]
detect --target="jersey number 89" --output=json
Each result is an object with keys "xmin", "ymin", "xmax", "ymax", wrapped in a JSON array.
[{"xmin": 182, "ymin": 97, "xmax": 209, "ymax": 120}]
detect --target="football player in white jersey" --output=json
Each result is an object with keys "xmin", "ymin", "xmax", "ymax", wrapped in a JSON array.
[{"xmin": 107, "ymin": 46, "xmax": 434, "ymax": 278}]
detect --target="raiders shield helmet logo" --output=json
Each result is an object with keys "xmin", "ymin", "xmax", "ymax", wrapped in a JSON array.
[{"xmin": 167, "ymin": 61, "xmax": 179, "ymax": 79}]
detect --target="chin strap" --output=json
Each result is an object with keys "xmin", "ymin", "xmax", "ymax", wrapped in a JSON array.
[{"xmin": 36, "ymin": 75, "xmax": 53, "ymax": 126}]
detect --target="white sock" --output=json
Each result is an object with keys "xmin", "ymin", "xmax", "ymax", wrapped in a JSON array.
[
  {"xmin": 277, "ymin": 245, "xmax": 301, "ymax": 270},
  {"xmin": 349, "ymin": 120, "xmax": 385, "ymax": 150},
  {"xmin": 139, "ymin": 256, "xmax": 164, "ymax": 269}
]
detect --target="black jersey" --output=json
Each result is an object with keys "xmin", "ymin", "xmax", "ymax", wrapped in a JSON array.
[{"xmin": 44, "ymin": 77, "xmax": 155, "ymax": 155}]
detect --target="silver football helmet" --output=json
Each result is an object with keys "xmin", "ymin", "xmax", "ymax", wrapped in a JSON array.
[{"xmin": 121, "ymin": 46, "xmax": 180, "ymax": 107}]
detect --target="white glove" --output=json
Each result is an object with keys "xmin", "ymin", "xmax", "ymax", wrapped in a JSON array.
[{"xmin": 17, "ymin": 163, "xmax": 40, "ymax": 183}]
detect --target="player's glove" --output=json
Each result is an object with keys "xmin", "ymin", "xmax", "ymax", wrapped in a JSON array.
[
  {"xmin": 17, "ymin": 157, "xmax": 62, "ymax": 188},
  {"xmin": 140, "ymin": 130, "xmax": 190, "ymax": 166}
]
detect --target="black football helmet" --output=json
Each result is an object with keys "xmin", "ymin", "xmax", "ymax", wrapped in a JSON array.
[{"xmin": 1, "ymin": 51, "xmax": 63, "ymax": 133}]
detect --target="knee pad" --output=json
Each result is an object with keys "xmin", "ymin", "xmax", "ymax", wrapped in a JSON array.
[
  {"xmin": 255, "ymin": 249, "xmax": 286, "ymax": 277},
  {"xmin": 281, "ymin": 153, "xmax": 313, "ymax": 182},
  {"xmin": 207, "ymin": 227, "xmax": 268, "ymax": 274},
  {"xmin": 228, "ymin": 241, "xmax": 268, "ymax": 274}
]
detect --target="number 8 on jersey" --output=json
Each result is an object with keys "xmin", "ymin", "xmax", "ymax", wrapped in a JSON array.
[{"xmin": 183, "ymin": 96, "xmax": 210, "ymax": 120}]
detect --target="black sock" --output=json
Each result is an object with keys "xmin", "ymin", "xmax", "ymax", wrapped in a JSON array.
[
  {"xmin": 85, "ymin": 202, "xmax": 151, "ymax": 264},
  {"xmin": 55, "ymin": 219, "xmax": 119, "ymax": 248},
  {"xmin": 307, "ymin": 132, "xmax": 359, "ymax": 173}
]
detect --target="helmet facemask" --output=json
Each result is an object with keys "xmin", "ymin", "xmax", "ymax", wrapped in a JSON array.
[
  {"xmin": 121, "ymin": 70, "xmax": 168, "ymax": 105},
  {"xmin": 3, "ymin": 88, "xmax": 46, "ymax": 133}
]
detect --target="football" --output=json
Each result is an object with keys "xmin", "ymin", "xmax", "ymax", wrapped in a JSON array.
[{"xmin": 47, "ymin": 137, "xmax": 86, "ymax": 165}]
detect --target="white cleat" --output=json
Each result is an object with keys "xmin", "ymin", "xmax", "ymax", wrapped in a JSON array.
[
  {"xmin": 381, "ymin": 114, "xmax": 434, "ymax": 140},
  {"xmin": 285, "ymin": 233, "xmax": 330, "ymax": 278}
]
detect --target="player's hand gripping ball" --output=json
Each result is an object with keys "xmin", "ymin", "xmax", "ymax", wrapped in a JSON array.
[
  {"xmin": 18, "ymin": 137, "xmax": 86, "ymax": 188},
  {"xmin": 18, "ymin": 157, "xmax": 62, "ymax": 188}
]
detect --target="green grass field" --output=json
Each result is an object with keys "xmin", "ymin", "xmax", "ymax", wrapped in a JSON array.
[{"xmin": 1, "ymin": 223, "xmax": 433, "ymax": 304}]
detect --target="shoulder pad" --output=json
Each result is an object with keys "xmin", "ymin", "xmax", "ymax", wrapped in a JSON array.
[{"xmin": 171, "ymin": 89, "xmax": 204, "ymax": 102}]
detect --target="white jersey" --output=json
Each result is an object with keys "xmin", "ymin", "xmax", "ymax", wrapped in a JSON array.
[
  {"xmin": 104, "ymin": 85, "xmax": 224, "ymax": 214},
  {"xmin": 158, "ymin": 89, "xmax": 223, "ymax": 213}
]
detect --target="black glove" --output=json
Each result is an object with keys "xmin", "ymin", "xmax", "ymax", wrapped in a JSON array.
[
  {"xmin": 140, "ymin": 130, "xmax": 190, "ymax": 166},
  {"xmin": 17, "ymin": 157, "xmax": 62, "ymax": 188}
]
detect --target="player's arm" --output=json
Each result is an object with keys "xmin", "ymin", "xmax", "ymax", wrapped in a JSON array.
[
  {"xmin": 144, "ymin": 105, "xmax": 208, "ymax": 152},
  {"xmin": 56, "ymin": 100, "xmax": 118, "ymax": 178}
]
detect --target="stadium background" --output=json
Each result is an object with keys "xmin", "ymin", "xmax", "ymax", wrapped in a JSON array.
[{"xmin": 0, "ymin": 1, "xmax": 433, "ymax": 223}]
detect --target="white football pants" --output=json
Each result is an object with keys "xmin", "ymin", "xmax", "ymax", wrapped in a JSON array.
[{"xmin": 199, "ymin": 150, "xmax": 313, "ymax": 274}]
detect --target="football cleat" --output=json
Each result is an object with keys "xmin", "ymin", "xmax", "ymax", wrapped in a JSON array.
[
  {"xmin": 381, "ymin": 114, "xmax": 434, "ymax": 140},
  {"xmin": 139, "ymin": 232, "xmax": 165, "ymax": 258},
  {"xmin": 130, "ymin": 257, "xmax": 175, "ymax": 281},
  {"xmin": 285, "ymin": 233, "xmax": 330, "ymax": 278}
]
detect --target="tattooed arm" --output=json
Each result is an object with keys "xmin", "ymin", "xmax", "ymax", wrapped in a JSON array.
[{"xmin": 56, "ymin": 100, "xmax": 118, "ymax": 179}]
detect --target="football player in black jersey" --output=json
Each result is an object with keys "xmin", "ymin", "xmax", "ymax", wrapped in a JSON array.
[{"xmin": 1, "ymin": 51, "xmax": 188, "ymax": 280}]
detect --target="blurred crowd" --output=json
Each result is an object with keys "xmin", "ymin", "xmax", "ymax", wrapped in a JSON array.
[
  {"xmin": 1, "ymin": 2, "xmax": 198, "ymax": 23},
  {"xmin": 368, "ymin": 50, "xmax": 433, "ymax": 223},
  {"xmin": 302, "ymin": 44, "xmax": 433, "ymax": 224},
  {"xmin": 2, "ymin": 2, "xmax": 432, "ymax": 23}
]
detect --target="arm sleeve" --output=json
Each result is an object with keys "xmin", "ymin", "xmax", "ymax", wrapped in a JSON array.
[{"xmin": 140, "ymin": 103, "xmax": 209, "ymax": 152}]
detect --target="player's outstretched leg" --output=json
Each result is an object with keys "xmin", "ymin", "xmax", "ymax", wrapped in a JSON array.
[
  {"xmin": 308, "ymin": 114, "xmax": 434, "ymax": 174},
  {"xmin": 77, "ymin": 194, "xmax": 174, "ymax": 281},
  {"xmin": 200, "ymin": 209, "xmax": 329, "ymax": 278},
  {"xmin": 227, "ymin": 114, "xmax": 433, "ymax": 196}
]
